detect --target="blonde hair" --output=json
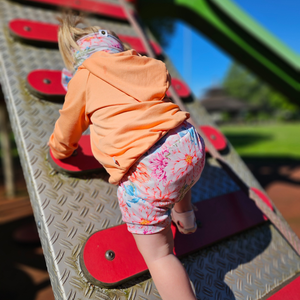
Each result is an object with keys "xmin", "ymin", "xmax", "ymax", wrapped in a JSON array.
[{"xmin": 57, "ymin": 14, "xmax": 129, "ymax": 71}]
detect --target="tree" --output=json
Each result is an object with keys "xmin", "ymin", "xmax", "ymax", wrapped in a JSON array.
[{"xmin": 222, "ymin": 62, "xmax": 300, "ymax": 120}]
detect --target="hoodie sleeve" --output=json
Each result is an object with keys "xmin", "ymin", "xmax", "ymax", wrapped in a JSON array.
[{"xmin": 48, "ymin": 70, "xmax": 90, "ymax": 159}]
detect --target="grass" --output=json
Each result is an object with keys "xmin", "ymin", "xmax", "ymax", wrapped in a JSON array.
[{"xmin": 220, "ymin": 122, "xmax": 300, "ymax": 159}]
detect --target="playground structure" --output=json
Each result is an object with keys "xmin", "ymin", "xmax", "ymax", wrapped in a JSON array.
[
  {"xmin": 0, "ymin": 0, "xmax": 300, "ymax": 299},
  {"xmin": 138, "ymin": 0, "xmax": 300, "ymax": 104}
]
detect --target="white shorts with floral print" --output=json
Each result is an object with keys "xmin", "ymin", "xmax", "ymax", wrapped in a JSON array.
[{"xmin": 117, "ymin": 121, "xmax": 205, "ymax": 234}]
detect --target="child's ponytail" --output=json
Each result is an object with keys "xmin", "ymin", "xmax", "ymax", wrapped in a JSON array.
[
  {"xmin": 57, "ymin": 14, "xmax": 104, "ymax": 71},
  {"xmin": 57, "ymin": 14, "xmax": 81, "ymax": 71},
  {"xmin": 57, "ymin": 13, "xmax": 130, "ymax": 71}
]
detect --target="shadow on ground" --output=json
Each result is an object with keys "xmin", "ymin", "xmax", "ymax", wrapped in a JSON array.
[
  {"xmin": 242, "ymin": 155, "xmax": 300, "ymax": 188},
  {"xmin": 0, "ymin": 216, "xmax": 51, "ymax": 300},
  {"xmin": 224, "ymin": 133, "xmax": 273, "ymax": 148}
]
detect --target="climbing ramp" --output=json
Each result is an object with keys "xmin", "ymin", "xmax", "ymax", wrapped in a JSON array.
[{"xmin": 0, "ymin": 0, "xmax": 300, "ymax": 299}]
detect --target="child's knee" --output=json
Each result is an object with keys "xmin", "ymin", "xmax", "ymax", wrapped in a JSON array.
[{"xmin": 133, "ymin": 226, "xmax": 174, "ymax": 264}]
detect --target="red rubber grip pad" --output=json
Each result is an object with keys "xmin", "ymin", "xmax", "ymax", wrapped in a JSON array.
[
  {"xmin": 18, "ymin": 0, "xmax": 127, "ymax": 20},
  {"xmin": 10, "ymin": 19, "xmax": 58, "ymax": 43},
  {"xmin": 251, "ymin": 187, "xmax": 274, "ymax": 219},
  {"xmin": 27, "ymin": 70, "xmax": 66, "ymax": 96},
  {"xmin": 199, "ymin": 125, "xmax": 227, "ymax": 152},
  {"xmin": 81, "ymin": 190, "xmax": 268, "ymax": 287},
  {"xmin": 267, "ymin": 276, "xmax": 300, "ymax": 300},
  {"xmin": 9, "ymin": 19, "xmax": 162, "ymax": 55},
  {"xmin": 49, "ymin": 135, "xmax": 103, "ymax": 174},
  {"xmin": 167, "ymin": 78, "xmax": 191, "ymax": 98}
]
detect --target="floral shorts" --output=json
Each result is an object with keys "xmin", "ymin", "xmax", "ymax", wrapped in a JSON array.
[{"xmin": 117, "ymin": 121, "xmax": 206, "ymax": 235}]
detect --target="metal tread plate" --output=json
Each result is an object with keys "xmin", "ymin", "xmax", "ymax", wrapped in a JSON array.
[{"xmin": 0, "ymin": 1, "xmax": 299, "ymax": 299}]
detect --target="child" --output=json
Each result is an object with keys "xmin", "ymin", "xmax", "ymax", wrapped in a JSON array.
[{"xmin": 49, "ymin": 14, "xmax": 205, "ymax": 300}]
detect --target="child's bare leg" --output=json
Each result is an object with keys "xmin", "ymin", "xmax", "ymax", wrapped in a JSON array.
[
  {"xmin": 133, "ymin": 226, "xmax": 196, "ymax": 300},
  {"xmin": 174, "ymin": 189, "xmax": 192, "ymax": 213}
]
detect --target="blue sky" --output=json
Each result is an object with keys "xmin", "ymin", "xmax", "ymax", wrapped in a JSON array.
[{"xmin": 163, "ymin": 0, "xmax": 300, "ymax": 98}]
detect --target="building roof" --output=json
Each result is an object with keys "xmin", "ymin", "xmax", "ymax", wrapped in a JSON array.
[{"xmin": 199, "ymin": 87, "xmax": 252, "ymax": 112}]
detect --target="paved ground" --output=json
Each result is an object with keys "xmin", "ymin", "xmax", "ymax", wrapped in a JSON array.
[
  {"xmin": 244, "ymin": 156, "xmax": 300, "ymax": 237},
  {"xmin": 0, "ymin": 158, "xmax": 54, "ymax": 300},
  {"xmin": 0, "ymin": 155, "xmax": 300, "ymax": 300}
]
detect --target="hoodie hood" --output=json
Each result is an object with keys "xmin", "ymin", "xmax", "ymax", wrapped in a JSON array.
[{"xmin": 81, "ymin": 49, "xmax": 170, "ymax": 102}]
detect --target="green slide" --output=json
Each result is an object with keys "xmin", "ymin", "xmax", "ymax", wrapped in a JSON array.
[{"xmin": 139, "ymin": 0, "xmax": 300, "ymax": 103}]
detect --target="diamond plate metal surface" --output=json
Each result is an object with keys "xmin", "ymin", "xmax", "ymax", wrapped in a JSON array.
[
  {"xmin": 185, "ymin": 223, "xmax": 300, "ymax": 300},
  {"xmin": 0, "ymin": 1, "xmax": 300, "ymax": 299},
  {"xmin": 191, "ymin": 162, "xmax": 240, "ymax": 203}
]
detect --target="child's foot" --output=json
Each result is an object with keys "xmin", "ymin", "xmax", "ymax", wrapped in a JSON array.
[{"xmin": 171, "ymin": 208, "xmax": 197, "ymax": 234}]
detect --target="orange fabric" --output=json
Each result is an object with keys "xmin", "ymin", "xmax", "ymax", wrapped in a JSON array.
[{"xmin": 49, "ymin": 50, "xmax": 189, "ymax": 184}]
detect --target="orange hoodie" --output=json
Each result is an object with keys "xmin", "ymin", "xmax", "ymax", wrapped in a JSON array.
[{"xmin": 49, "ymin": 49, "xmax": 190, "ymax": 184}]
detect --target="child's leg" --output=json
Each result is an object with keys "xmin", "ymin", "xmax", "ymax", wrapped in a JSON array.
[
  {"xmin": 133, "ymin": 226, "xmax": 196, "ymax": 300},
  {"xmin": 174, "ymin": 190, "xmax": 192, "ymax": 213}
]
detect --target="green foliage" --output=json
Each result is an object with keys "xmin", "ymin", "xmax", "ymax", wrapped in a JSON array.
[
  {"xmin": 222, "ymin": 62, "xmax": 300, "ymax": 120},
  {"xmin": 221, "ymin": 112, "xmax": 231, "ymax": 122}
]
